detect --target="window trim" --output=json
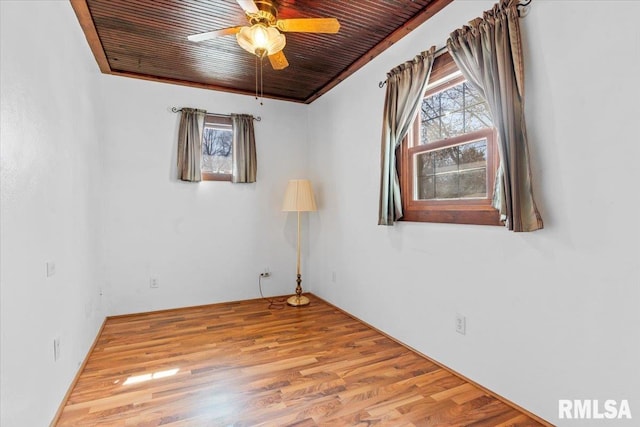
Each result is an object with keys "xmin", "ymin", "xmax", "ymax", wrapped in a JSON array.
[
  {"xmin": 201, "ymin": 115, "xmax": 233, "ymax": 182},
  {"xmin": 202, "ymin": 171, "xmax": 232, "ymax": 182},
  {"xmin": 399, "ymin": 53, "xmax": 501, "ymax": 226}
]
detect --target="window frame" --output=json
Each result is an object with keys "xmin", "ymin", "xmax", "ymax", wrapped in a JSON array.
[
  {"xmin": 201, "ymin": 115, "xmax": 233, "ymax": 182},
  {"xmin": 399, "ymin": 53, "xmax": 501, "ymax": 226}
]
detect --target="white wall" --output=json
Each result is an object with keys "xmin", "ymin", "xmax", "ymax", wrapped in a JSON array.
[
  {"xmin": 0, "ymin": 1, "xmax": 310, "ymax": 425},
  {"xmin": 0, "ymin": 2, "xmax": 106, "ymax": 426},
  {"xmin": 97, "ymin": 77, "xmax": 310, "ymax": 315},
  {"xmin": 307, "ymin": 1, "xmax": 640, "ymax": 425},
  {"xmin": 3, "ymin": 0, "xmax": 639, "ymax": 426}
]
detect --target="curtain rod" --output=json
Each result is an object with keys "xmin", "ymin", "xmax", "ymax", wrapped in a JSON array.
[
  {"xmin": 171, "ymin": 107, "xmax": 261, "ymax": 122},
  {"xmin": 378, "ymin": 0, "xmax": 532, "ymax": 89},
  {"xmin": 378, "ymin": 45, "xmax": 447, "ymax": 89},
  {"xmin": 517, "ymin": 0, "xmax": 532, "ymax": 15}
]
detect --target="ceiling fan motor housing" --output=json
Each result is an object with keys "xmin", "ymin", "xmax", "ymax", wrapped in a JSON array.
[{"xmin": 249, "ymin": 0, "xmax": 279, "ymax": 26}]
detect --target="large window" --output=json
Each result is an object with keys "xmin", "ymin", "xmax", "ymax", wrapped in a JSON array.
[
  {"xmin": 201, "ymin": 115, "xmax": 232, "ymax": 181},
  {"xmin": 400, "ymin": 53, "xmax": 500, "ymax": 225}
]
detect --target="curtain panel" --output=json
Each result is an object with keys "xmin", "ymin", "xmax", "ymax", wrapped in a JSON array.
[
  {"xmin": 177, "ymin": 108, "xmax": 205, "ymax": 182},
  {"xmin": 231, "ymin": 114, "xmax": 257, "ymax": 183},
  {"xmin": 447, "ymin": 0, "xmax": 543, "ymax": 231},
  {"xmin": 378, "ymin": 47, "xmax": 436, "ymax": 226}
]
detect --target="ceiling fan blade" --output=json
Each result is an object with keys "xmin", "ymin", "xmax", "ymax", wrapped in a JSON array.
[
  {"xmin": 236, "ymin": 0, "xmax": 259, "ymax": 14},
  {"xmin": 276, "ymin": 18, "xmax": 340, "ymax": 34},
  {"xmin": 188, "ymin": 26, "xmax": 242, "ymax": 42},
  {"xmin": 268, "ymin": 50, "xmax": 289, "ymax": 70}
]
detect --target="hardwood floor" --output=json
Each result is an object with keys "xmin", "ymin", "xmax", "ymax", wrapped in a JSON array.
[{"xmin": 54, "ymin": 295, "xmax": 549, "ymax": 426}]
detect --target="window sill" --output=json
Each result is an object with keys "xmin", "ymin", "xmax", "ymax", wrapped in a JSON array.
[
  {"xmin": 202, "ymin": 172, "xmax": 232, "ymax": 182},
  {"xmin": 401, "ymin": 206, "xmax": 501, "ymax": 226}
]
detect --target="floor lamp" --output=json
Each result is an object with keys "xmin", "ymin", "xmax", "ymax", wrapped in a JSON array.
[{"xmin": 282, "ymin": 179, "xmax": 317, "ymax": 307}]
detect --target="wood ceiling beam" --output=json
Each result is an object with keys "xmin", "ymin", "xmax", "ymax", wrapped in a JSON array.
[
  {"xmin": 69, "ymin": 0, "xmax": 112, "ymax": 74},
  {"xmin": 109, "ymin": 70, "xmax": 305, "ymax": 103}
]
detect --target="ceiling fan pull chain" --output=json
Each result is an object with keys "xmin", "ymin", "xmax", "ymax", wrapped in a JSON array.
[
  {"xmin": 260, "ymin": 58, "xmax": 264, "ymax": 106},
  {"xmin": 254, "ymin": 53, "xmax": 264, "ymax": 105},
  {"xmin": 255, "ymin": 55, "xmax": 259, "ymax": 101}
]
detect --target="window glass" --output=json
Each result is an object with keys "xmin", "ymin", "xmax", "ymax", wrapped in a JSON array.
[
  {"xmin": 419, "ymin": 82, "xmax": 492, "ymax": 144},
  {"xmin": 201, "ymin": 116, "xmax": 232, "ymax": 180},
  {"xmin": 415, "ymin": 139, "xmax": 488, "ymax": 200}
]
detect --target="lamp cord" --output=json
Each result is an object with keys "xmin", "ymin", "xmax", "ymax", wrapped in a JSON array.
[{"xmin": 258, "ymin": 274, "xmax": 285, "ymax": 310}]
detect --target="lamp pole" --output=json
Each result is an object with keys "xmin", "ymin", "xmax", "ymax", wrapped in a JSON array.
[
  {"xmin": 288, "ymin": 209, "xmax": 309, "ymax": 306},
  {"xmin": 297, "ymin": 210, "xmax": 301, "ymax": 277}
]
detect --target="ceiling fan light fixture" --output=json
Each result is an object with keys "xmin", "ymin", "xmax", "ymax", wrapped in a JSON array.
[{"xmin": 237, "ymin": 24, "xmax": 285, "ymax": 58}]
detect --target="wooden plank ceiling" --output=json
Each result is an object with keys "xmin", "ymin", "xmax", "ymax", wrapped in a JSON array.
[{"xmin": 71, "ymin": 0, "xmax": 452, "ymax": 104}]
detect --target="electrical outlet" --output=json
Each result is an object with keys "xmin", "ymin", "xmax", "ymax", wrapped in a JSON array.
[
  {"xmin": 331, "ymin": 271, "xmax": 337, "ymax": 283},
  {"xmin": 150, "ymin": 277, "xmax": 159, "ymax": 288},
  {"xmin": 260, "ymin": 268, "xmax": 271, "ymax": 278},
  {"xmin": 455, "ymin": 314, "xmax": 466, "ymax": 335},
  {"xmin": 53, "ymin": 337, "xmax": 61, "ymax": 361}
]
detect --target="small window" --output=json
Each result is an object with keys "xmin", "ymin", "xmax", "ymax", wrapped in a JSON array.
[
  {"xmin": 201, "ymin": 115, "xmax": 232, "ymax": 181},
  {"xmin": 400, "ymin": 53, "xmax": 500, "ymax": 225}
]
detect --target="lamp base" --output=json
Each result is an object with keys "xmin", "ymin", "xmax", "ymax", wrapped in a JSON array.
[{"xmin": 287, "ymin": 295, "xmax": 310, "ymax": 307}]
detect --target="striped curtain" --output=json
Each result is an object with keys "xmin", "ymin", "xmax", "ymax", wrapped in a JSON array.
[
  {"xmin": 177, "ymin": 108, "xmax": 205, "ymax": 182},
  {"xmin": 378, "ymin": 47, "xmax": 435, "ymax": 225},
  {"xmin": 231, "ymin": 114, "xmax": 257, "ymax": 183},
  {"xmin": 447, "ymin": 0, "xmax": 543, "ymax": 231}
]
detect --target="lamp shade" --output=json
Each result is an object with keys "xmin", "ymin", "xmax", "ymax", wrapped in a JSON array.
[
  {"xmin": 282, "ymin": 179, "xmax": 317, "ymax": 212},
  {"xmin": 237, "ymin": 24, "xmax": 286, "ymax": 58}
]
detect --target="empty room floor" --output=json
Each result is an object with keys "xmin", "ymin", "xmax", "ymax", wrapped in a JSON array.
[{"xmin": 54, "ymin": 295, "xmax": 548, "ymax": 426}]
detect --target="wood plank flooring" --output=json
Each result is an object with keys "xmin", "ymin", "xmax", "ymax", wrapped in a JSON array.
[{"xmin": 54, "ymin": 295, "xmax": 549, "ymax": 426}]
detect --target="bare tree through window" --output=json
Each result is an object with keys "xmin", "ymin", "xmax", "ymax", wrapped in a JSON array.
[
  {"xmin": 201, "ymin": 116, "xmax": 232, "ymax": 176},
  {"xmin": 415, "ymin": 79, "xmax": 493, "ymax": 200}
]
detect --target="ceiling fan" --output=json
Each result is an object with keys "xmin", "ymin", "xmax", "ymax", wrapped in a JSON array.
[{"xmin": 187, "ymin": 0, "xmax": 340, "ymax": 71}]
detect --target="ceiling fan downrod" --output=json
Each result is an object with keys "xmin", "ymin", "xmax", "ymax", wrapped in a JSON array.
[{"xmin": 248, "ymin": 0, "xmax": 278, "ymax": 26}]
